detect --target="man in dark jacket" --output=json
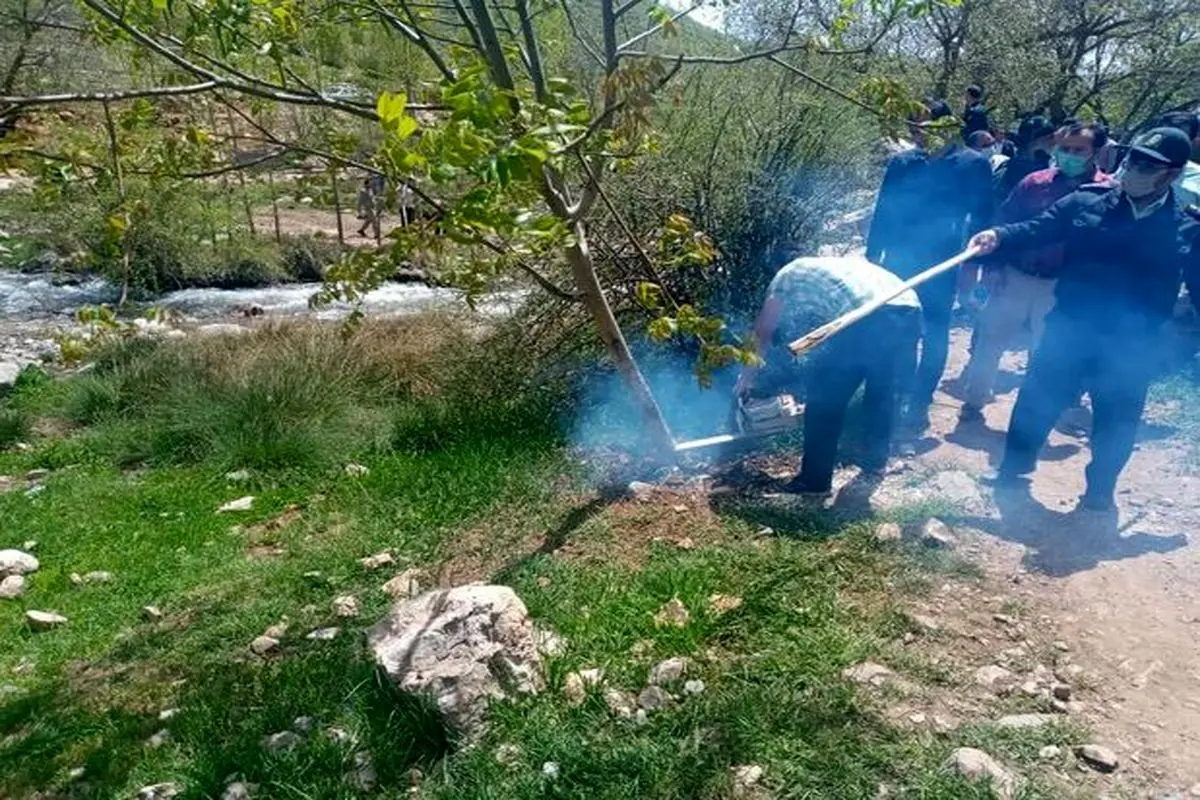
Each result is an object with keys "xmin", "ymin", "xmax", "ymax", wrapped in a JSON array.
[
  {"xmin": 962, "ymin": 85, "xmax": 990, "ymax": 138},
  {"xmin": 867, "ymin": 99, "xmax": 995, "ymax": 430},
  {"xmin": 996, "ymin": 115, "xmax": 1056, "ymax": 199},
  {"xmin": 969, "ymin": 128, "xmax": 1200, "ymax": 511}
]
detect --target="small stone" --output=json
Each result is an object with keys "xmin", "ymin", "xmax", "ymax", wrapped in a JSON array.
[
  {"xmin": 307, "ymin": 626, "xmax": 340, "ymax": 641},
  {"xmin": 541, "ymin": 761, "xmax": 560, "ymax": 779},
  {"xmin": 920, "ymin": 518, "xmax": 956, "ymax": 549},
  {"xmin": 1019, "ymin": 680, "xmax": 1042, "ymax": 697},
  {"xmin": 535, "ymin": 576, "xmax": 552, "ymax": 588},
  {"xmin": 992, "ymin": 613, "xmax": 1015, "ymax": 625},
  {"xmin": 137, "ymin": 783, "xmax": 182, "ymax": 800},
  {"xmin": 146, "ymin": 728, "xmax": 172, "ymax": 748},
  {"xmin": 263, "ymin": 621, "xmax": 289, "ymax": 639},
  {"xmin": 494, "ymin": 742, "xmax": 521, "ymax": 767},
  {"xmin": 627, "ymin": 481, "xmax": 655, "ymax": 499},
  {"xmin": 604, "ymin": 688, "xmax": 636, "ymax": 717},
  {"xmin": 638, "ymin": 685, "xmax": 669, "ymax": 711},
  {"xmin": 301, "ymin": 571, "xmax": 325, "ymax": 584},
  {"xmin": 563, "ymin": 672, "xmax": 587, "ymax": 706},
  {"xmin": 634, "ymin": 708, "xmax": 649, "ymax": 726},
  {"xmin": 349, "ymin": 751, "xmax": 377, "ymax": 791},
  {"xmin": 534, "ymin": 626, "xmax": 567, "ymax": 657},
  {"xmin": 932, "ymin": 715, "xmax": 959, "ymax": 734},
  {"xmin": 326, "ymin": 726, "xmax": 354, "ymax": 745},
  {"xmin": 1076, "ymin": 744, "xmax": 1119, "ymax": 773},
  {"xmin": 974, "ymin": 664, "xmax": 1015, "ymax": 693},
  {"xmin": 1039, "ymin": 745, "xmax": 1061, "ymax": 760},
  {"xmin": 381, "ymin": 568, "xmax": 424, "ymax": 599},
  {"xmin": 344, "ymin": 463, "xmax": 370, "ymax": 477},
  {"xmin": 22, "ymin": 541, "xmax": 37, "ymax": 551},
  {"xmin": 684, "ymin": 679, "xmax": 706, "ymax": 695},
  {"xmin": 843, "ymin": 662, "xmax": 893, "ymax": 687},
  {"xmin": 1051, "ymin": 683, "xmax": 1071, "ymax": 701},
  {"xmin": 158, "ymin": 707, "xmax": 180, "ymax": 722},
  {"xmin": 332, "ymin": 595, "xmax": 360, "ymax": 618},
  {"xmin": 910, "ymin": 614, "xmax": 940, "ymax": 633},
  {"xmin": 707, "ymin": 593, "xmax": 743, "ymax": 615},
  {"xmin": 578, "ymin": 668, "xmax": 604, "ymax": 686},
  {"xmin": 11, "ymin": 658, "xmax": 33, "ymax": 675},
  {"xmin": 874, "ymin": 522, "xmax": 903, "ymax": 543},
  {"xmin": 292, "ymin": 716, "xmax": 314, "ymax": 733},
  {"xmin": 653, "ymin": 598, "xmax": 690, "ymax": 628},
  {"xmin": 217, "ymin": 496, "xmax": 255, "ymax": 513},
  {"xmin": 225, "ymin": 469, "xmax": 252, "ymax": 483},
  {"xmin": 649, "ymin": 656, "xmax": 691, "ymax": 685},
  {"xmin": 0, "ymin": 549, "xmax": 39, "ymax": 577},
  {"xmin": 262, "ymin": 730, "xmax": 303, "ymax": 751},
  {"xmin": 142, "ymin": 605, "xmax": 165, "ymax": 622},
  {"xmin": 359, "ymin": 551, "xmax": 395, "ymax": 570},
  {"xmin": 675, "ymin": 536, "xmax": 696, "ymax": 549},
  {"xmin": 1055, "ymin": 663, "xmax": 1085, "ymax": 683},
  {"xmin": 222, "ymin": 782, "xmax": 252, "ymax": 800},
  {"xmin": 944, "ymin": 748, "xmax": 1019, "ymax": 799},
  {"xmin": 25, "ymin": 469, "xmax": 50, "ymax": 481},
  {"xmin": 0, "ymin": 574, "xmax": 26, "ymax": 599},
  {"xmin": 1189, "ymin": 783, "xmax": 1200, "ymax": 797},
  {"xmin": 250, "ymin": 635, "xmax": 280, "ymax": 656},
  {"xmin": 996, "ymin": 713, "xmax": 1056, "ymax": 729},
  {"xmin": 731, "ymin": 764, "xmax": 764, "ymax": 796},
  {"xmin": 26, "ymin": 610, "xmax": 67, "ymax": 630},
  {"xmin": 908, "ymin": 712, "xmax": 927, "ymax": 725},
  {"xmin": 1053, "ymin": 640, "xmax": 1070, "ymax": 652},
  {"xmin": 68, "ymin": 767, "xmax": 85, "ymax": 781}
]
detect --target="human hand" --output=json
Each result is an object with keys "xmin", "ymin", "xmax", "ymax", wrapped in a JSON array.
[{"xmin": 969, "ymin": 229, "xmax": 1000, "ymax": 255}]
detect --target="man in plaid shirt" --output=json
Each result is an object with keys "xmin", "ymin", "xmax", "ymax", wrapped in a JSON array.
[{"xmin": 736, "ymin": 255, "xmax": 922, "ymax": 495}]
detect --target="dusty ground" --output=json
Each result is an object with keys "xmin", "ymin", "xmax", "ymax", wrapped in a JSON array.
[
  {"xmin": 855, "ymin": 329, "xmax": 1200, "ymax": 797},
  {"xmin": 251, "ymin": 206, "xmax": 409, "ymax": 245}
]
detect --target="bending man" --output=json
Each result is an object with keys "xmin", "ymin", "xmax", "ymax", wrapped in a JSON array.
[{"xmin": 736, "ymin": 255, "xmax": 922, "ymax": 496}]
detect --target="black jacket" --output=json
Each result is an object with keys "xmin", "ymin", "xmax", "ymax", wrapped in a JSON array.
[
  {"xmin": 866, "ymin": 145, "xmax": 994, "ymax": 278},
  {"xmin": 996, "ymin": 186, "xmax": 1200, "ymax": 334}
]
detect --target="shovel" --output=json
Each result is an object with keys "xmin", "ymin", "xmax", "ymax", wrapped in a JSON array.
[{"xmin": 672, "ymin": 246, "xmax": 982, "ymax": 453}]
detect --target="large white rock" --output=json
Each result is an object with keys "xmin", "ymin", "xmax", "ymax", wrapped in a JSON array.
[
  {"xmin": 944, "ymin": 747, "xmax": 1020, "ymax": 799},
  {"xmin": 0, "ymin": 549, "xmax": 39, "ymax": 577},
  {"xmin": 367, "ymin": 585, "xmax": 544, "ymax": 739}
]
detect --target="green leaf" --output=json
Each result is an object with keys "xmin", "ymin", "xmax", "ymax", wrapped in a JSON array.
[
  {"xmin": 635, "ymin": 282, "xmax": 663, "ymax": 310},
  {"xmin": 151, "ymin": 0, "xmax": 167, "ymax": 10},
  {"xmin": 376, "ymin": 91, "xmax": 408, "ymax": 126}
]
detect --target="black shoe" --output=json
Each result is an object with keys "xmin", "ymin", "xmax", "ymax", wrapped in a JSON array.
[
  {"xmin": 959, "ymin": 403, "xmax": 984, "ymax": 423},
  {"xmin": 1077, "ymin": 493, "xmax": 1116, "ymax": 513},
  {"xmin": 784, "ymin": 477, "xmax": 833, "ymax": 498}
]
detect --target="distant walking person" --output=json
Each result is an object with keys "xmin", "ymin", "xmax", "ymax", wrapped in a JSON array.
[
  {"xmin": 960, "ymin": 122, "xmax": 1113, "ymax": 421},
  {"xmin": 867, "ymin": 99, "xmax": 994, "ymax": 431},
  {"xmin": 968, "ymin": 128, "xmax": 1200, "ymax": 511},
  {"xmin": 356, "ymin": 178, "xmax": 381, "ymax": 239},
  {"xmin": 735, "ymin": 256, "xmax": 922, "ymax": 496},
  {"xmin": 962, "ymin": 84, "xmax": 990, "ymax": 138}
]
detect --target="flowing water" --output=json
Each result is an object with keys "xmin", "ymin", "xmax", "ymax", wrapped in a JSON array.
[{"xmin": 0, "ymin": 270, "xmax": 519, "ymax": 371}]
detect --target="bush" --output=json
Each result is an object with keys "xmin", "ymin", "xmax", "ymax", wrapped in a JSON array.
[
  {"xmin": 51, "ymin": 314, "xmax": 565, "ymax": 472},
  {"xmin": 0, "ymin": 408, "xmax": 31, "ymax": 449}
]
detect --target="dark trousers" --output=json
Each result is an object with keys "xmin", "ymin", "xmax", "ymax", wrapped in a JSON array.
[
  {"xmin": 906, "ymin": 278, "xmax": 955, "ymax": 410},
  {"xmin": 1001, "ymin": 314, "xmax": 1155, "ymax": 500},
  {"xmin": 799, "ymin": 307, "xmax": 921, "ymax": 490}
]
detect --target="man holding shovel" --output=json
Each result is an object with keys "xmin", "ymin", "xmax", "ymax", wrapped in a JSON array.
[
  {"xmin": 735, "ymin": 255, "xmax": 922, "ymax": 496},
  {"xmin": 968, "ymin": 127, "xmax": 1200, "ymax": 511}
]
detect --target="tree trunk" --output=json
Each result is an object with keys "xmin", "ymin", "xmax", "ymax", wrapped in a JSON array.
[
  {"xmin": 225, "ymin": 106, "xmax": 256, "ymax": 235},
  {"xmin": 267, "ymin": 168, "xmax": 282, "ymax": 244},
  {"xmin": 330, "ymin": 168, "xmax": 345, "ymax": 246},
  {"xmin": 101, "ymin": 101, "xmax": 132, "ymax": 306},
  {"xmin": 565, "ymin": 220, "xmax": 675, "ymax": 455}
]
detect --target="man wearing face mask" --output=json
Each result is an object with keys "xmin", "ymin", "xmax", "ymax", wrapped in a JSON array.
[
  {"xmin": 960, "ymin": 122, "xmax": 1113, "ymax": 421},
  {"xmin": 968, "ymin": 128, "xmax": 1200, "ymax": 512}
]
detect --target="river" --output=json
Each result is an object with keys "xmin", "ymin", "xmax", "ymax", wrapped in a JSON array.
[{"xmin": 0, "ymin": 270, "xmax": 520, "ymax": 373}]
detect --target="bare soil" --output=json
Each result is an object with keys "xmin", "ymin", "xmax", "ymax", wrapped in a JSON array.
[{"xmin": 871, "ymin": 329, "xmax": 1200, "ymax": 797}]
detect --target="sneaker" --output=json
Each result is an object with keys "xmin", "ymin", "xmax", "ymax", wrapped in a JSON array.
[
  {"xmin": 1077, "ymin": 493, "xmax": 1116, "ymax": 513},
  {"xmin": 959, "ymin": 403, "xmax": 984, "ymax": 423},
  {"xmin": 784, "ymin": 477, "xmax": 833, "ymax": 498}
]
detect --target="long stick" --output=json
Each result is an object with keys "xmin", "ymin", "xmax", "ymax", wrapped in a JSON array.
[{"xmin": 787, "ymin": 246, "xmax": 981, "ymax": 356}]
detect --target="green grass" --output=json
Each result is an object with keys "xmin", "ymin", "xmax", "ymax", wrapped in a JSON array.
[{"xmin": 0, "ymin": 324, "xmax": 1080, "ymax": 799}]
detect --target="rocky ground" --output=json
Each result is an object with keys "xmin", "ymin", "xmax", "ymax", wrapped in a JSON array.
[{"xmin": 763, "ymin": 328, "xmax": 1200, "ymax": 798}]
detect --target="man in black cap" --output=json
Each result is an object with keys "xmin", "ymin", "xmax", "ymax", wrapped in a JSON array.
[
  {"xmin": 867, "ymin": 98, "xmax": 994, "ymax": 431},
  {"xmin": 969, "ymin": 127, "xmax": 1200, "ymax": 511},
  {"xmin": 963, "ymin": 85, "xmax": 990, "ymax": 138},
  {"xmin": 996, "ymin": 115, "xmax": 1057, "ymax": 199}
]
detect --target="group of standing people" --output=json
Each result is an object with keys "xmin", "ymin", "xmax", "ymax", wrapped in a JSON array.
[{"xmin": 738, "ymin": 90, "xmax": 1200, "ymax": 514}]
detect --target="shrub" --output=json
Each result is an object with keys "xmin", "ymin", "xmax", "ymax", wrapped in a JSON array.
[{"xmin": 0, "ymin": 408, "xmax": 31, "ymax": 449}]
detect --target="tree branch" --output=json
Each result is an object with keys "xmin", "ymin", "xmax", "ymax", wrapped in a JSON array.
[
  {"xmin": 618, "ymin": 4, "xmax": 698, "ymax": 52},
  {"xmin": 1, "ymin": 81, "xmax": 219, "ymax": 108}
]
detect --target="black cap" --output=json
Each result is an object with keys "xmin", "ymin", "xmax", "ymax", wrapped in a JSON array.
[
  {"xmin": 924, "ymin": 99, "xmax": 952, "ymax": 121},
  {"xmin": 1017, "ymin": 115, "xmax": 1055, "ymax": 143},
  {"xmin": 1130, "ymin": 127, "xmax": 1192, "ymax": 168}
]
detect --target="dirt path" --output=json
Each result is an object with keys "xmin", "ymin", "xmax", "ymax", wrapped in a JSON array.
[
  {"xmin": 887, "ymin": 328, "xmax": 1200, "ymax": 795},
  {"xmin": 251, "ymin": 207, "xmax": 408, "ymax": 245}
]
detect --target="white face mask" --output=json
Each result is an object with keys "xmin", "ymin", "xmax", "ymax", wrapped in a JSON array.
[{"xmin": 1116, "ymin": 164, "xmax": 1167, "ymax": 199}]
